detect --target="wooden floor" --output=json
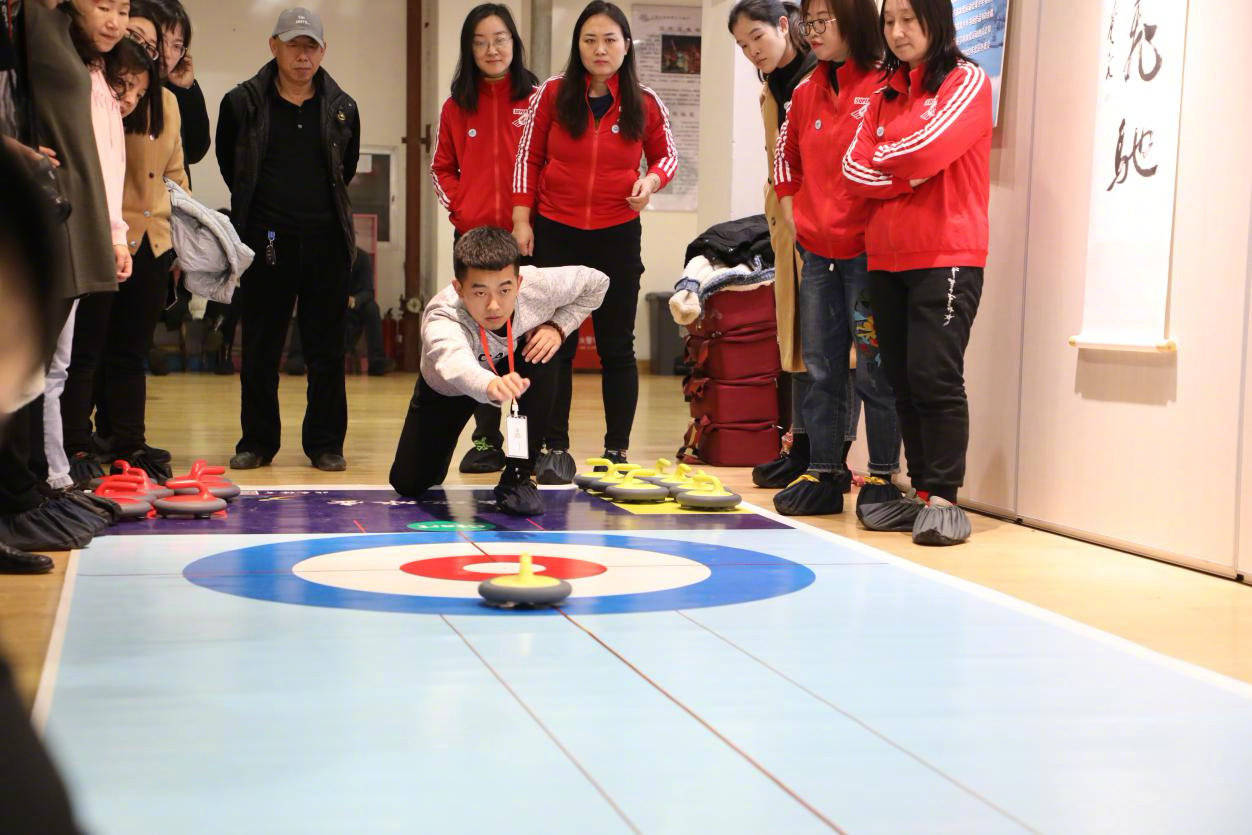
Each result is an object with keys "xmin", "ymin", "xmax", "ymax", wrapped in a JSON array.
[{"xmin": 3, "ymin": 371, "xmax": 1251, "ymax": 707}]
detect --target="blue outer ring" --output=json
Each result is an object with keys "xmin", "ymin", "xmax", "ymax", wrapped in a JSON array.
[{"xmin": 181, "ymin": 531, "xmax": 815, "ymax": 615}]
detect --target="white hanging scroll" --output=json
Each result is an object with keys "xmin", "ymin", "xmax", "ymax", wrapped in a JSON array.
[
  {"xmin": 1070, "ymin": 0, "xmax": 1187, "ymax": 353},
  {"xmin": 632, "ymin": 4, "xmax": 701, "ymax": 212}
]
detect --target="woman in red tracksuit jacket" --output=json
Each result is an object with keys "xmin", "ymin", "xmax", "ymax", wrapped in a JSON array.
[
  {"xmin": 841, "ymin": 0, "xmax": 991, "ymax": 546},
  {"xmin": 771, "ymin": 0, "xmax": 901, "ymax": 519},
  {"xmin": 512, "ymin": 0, "xmax": 677, "ymax": 483},
  {"xmin": 431, "ymin": 4, "xmax": 538, "ymax": 475}
]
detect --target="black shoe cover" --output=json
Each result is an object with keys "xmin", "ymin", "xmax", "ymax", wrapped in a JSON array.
[
  {"xmin": 912, "ymin": 497, "xmax": 971, "ymax": 546},
  {"xmin": 773, "ymin": 473, "xmax": 843, "ymax": 516},
  {"xmin": 68, "ymin": 452, "xmax": 106, "ymax": 487},
  {"xmin": 858, "ymin": 493, "xmax": 926, "ymax": 532},
  {"xmin": 459, "ymin": 441, "xmax": 506, "ymax": 474},
  {"xmin": 0, "ymin": 542, "xmax": 53, "ymax": 574},
  {"xmin": 47, "ymin": 496, "xmax": 110, "ymax": 536},
  {"xmin": 62, "ymin": 490, "xmax": 123, "ymax": 525},
  {"xmin": 0, "ymin": 506, "xmax": 92, "ymax": 552},
  {"xmin": 115, "ymin": 450, "xmax": 172, "ymax": 483},
  {"xmin": 752, "ymin": 453, "xmax": 808, "ymax": 489},
  {"xmin": 535, "ymin": 449, "xmax": 576, "ymax": 485},
  {"xmin": 494, "ymin": 468, "xmax": 544, "ymax": 516},
  {"xmin": 856, "ymin": 476, "xmax": 903, "ymax": 516}
]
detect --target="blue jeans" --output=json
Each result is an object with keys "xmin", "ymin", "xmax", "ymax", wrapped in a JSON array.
[{"xmin": 797, "ymin": 250, "xmax": 900, "ymax": 474}]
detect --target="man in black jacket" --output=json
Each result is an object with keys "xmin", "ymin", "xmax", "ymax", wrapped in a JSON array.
[{"xmin": 215, "ymin": 6, "xmax": 360, "ymax": 472}]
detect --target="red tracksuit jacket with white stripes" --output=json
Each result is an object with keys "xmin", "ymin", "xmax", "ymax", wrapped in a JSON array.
[
  {"xmin": 431, "ymin": 79, "xmax": 537, "ymax": 234},
  {"xmin": 841, "ymin": 59, "xmax": 992, "ymax": 272},
  {"xmin": 773, "ymin": 60, "xmax": 881, "ymax": 261},
  {"xmin": 512, "ymin": 73, "xmax": 677, "ymax": 231}
]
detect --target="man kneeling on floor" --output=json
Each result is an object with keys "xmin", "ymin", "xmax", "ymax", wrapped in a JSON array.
[{"xmin": 390, "ymin": 227, "xmax": 608, "ymax": 515}]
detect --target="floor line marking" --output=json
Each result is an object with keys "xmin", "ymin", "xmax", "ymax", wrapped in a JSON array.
[
  {"xmin": 439, "ymin": 614, "xmax": 640, "ymax": 833},
  {"xmin": 743, "ymin": 501, "xmax": 1252, "ymax": 699},
  {"xmin": 676, "ymin": 610, "xmax": 1039, "ymax": 834},
  {"xmin": 526, "ymin": 517, "xmax": 545, "ymax": 530},
  {"xmin": 557, "ymin": 609, "xmax": 846, "ymax": 833},
  {"xmin": 31, "ymin": 549, "xmax": 80, "ymax": 731}
]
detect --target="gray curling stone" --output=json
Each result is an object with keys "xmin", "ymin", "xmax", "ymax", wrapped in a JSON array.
[
  {"xmin": 606, "ymin": 481, "xmax": 669, "ymax": 503},
  {"xmin": 153, "ymin": 494, "xmax": 228, "ymax": 518}
]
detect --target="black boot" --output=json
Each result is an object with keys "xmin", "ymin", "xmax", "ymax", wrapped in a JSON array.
[{"xmin": 0, "ymin": 542, "xmax": 54, "ymax": 574}]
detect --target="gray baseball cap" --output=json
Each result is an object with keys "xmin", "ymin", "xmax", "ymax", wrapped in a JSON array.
[{"xmin": 273, "ymin": 7, "xmax": 325, "ymax": 47}]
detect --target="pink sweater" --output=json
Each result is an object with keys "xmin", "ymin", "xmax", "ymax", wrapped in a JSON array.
[{"xmin": 89, "ymin": 67, "xmax": 128, "ymax": 249}]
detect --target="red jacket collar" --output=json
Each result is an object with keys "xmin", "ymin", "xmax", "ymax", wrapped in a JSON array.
[
  {"xmin": 478, "ymin": 76, "xmax": 509, "ymax": 97},
  {"xmin": 887, "ymin": 61, "xmax": 927, "ymax": 97},
  {"xmin": 583, "ymin": 72, "xmax": 621, "ymax": 98}
]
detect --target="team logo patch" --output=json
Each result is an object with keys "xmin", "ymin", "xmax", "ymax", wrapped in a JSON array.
[
  {"xmin": 182, "ymin": 532, "xmax": 815, "ymax": 615},
  {"xmin": 512, "ymin": 107, "xmax": 530, "ymax": 128},
  {"xmin": 851, "ymin": 96, "xmax": 871, "ymax": 121},
  {"xmin": 921, "ymin": 97, "xmax": 939, "ymax": 121}
]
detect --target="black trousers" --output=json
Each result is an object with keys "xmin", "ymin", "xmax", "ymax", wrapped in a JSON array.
[
  {"xmin": 869, "ymin": 266, "xmax": 983, "ymax": 500},
  {"xmin": 92, "ymin": 237, "xmax": 174, "ymax": 452},
  {"xmin": 532, "ymin": 213, "xmax": 642, "ymax": 452},
  {"xmin": 236, "ymin": 227, "xmax": 350, "ymax": 461},
  {"xmin": 59, "ymin": 290, "xmax": 113, "ymax": 455},
  {"xmin": 389, "ymin": 353, "xmax": 557, "ymax": 498},
  {"xmin": 345, "ymin": 300, "xmax": 386, "ymax": 364}
]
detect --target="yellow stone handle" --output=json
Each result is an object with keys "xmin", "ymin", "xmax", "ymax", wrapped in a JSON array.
[
  {"xmin": 518, "ymin": 552, "xmax": 534, "ymax": 580},
  {"xmin": 583, "ymin": 457, "xmax": 611, "ymax": 469},
  {"xmin": 677, "ymin": 463, "xmax": 692, "ymax": 478},
  {"xmin": 654, "ymin": 458, "xmax": 672, "ymax": 474},
  {"xmin": 692, "ymin": 474, "xmax": 724, "ymax": 492},
  {"xmin": 612, "ymin": 463, "xmax": 640, "ymax": 474},
  {"xmin": 622, "ymin": 468, "xmax": 657, "ymax": 483}
]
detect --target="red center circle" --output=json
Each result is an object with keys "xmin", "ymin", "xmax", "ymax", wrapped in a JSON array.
[{"xmin": 400, "ymin": 554, "xmax": 607, "ymax": 582}]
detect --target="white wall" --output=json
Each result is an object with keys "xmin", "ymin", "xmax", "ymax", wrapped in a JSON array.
[
  {"xmin": 1015, "ymin": 0, "xmax": 1252, "ymax": 575},
  {"xmin": 1240, "ymin": 195, "xmax": 1252, "ymax": 582},
  {"xmin": 184, "ymin": 0, "xmax": 407, "ymax": 306}
]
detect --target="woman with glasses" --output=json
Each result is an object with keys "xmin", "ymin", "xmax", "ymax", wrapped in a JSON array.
[
  {"xmin": 150, "ymin": 0, "xmax": 208, "ymax": 176},
  {"xmin": 769, "ymin": 0, "xmax": 900, "ymax": 516},
  {"xmin": 726, "ymin": 0, "xmax": 823, "ymax": 491},
  {"xmin": 432, "ymin": 4, "xmax": 538, "ymax": 475},
  {"xmin": 842, "ymin": 0, "xmax": 991, "ymax": 545},
  {"xmin": 512, "ymin": 1, "xmax": 677, "ymax": 481},
  {"xmin": 86, "ymin": 0, "xmax": 186, "ymax": 480}
]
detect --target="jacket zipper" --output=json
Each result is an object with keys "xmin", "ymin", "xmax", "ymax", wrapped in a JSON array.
[
  {"xmin": 585, "ymin": 115, "xmax": 601, "ymax": 229},
  {"xmin": 491, "ymin": 86, "xmax": 501, "ymax": 224}
]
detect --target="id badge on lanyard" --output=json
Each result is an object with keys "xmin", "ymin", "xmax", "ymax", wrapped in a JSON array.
[{"xmin": 480, "ymin": 320, "xmax": 529, "ymax": 461}]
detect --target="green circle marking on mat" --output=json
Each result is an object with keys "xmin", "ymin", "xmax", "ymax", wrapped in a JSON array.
[{"xmin": 406, "ymin": 521, "xmax": 495, "ymax": 532}]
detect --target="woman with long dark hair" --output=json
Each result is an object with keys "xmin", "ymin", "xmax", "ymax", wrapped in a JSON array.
[
  {"xmin": 842, "ymin": 0, "xmax": 991, "ymax": 544},
  {"xmin": 433, "ymin": 3, "xmax": 538, "ymax": 476},
  {"xmin": 512, "ymin": 0, "xmax": 677, "ymax": 482},
  {"xmin": 726, "ymin": 0, "xmax": 828, "ymax": 492},
  {"xmin": 768, "ymin": 0, "xmax": 901, "ymax": 517},
  {"xmin": 88, "ymin": 1, "xmax": 184, "ymax": 479}
]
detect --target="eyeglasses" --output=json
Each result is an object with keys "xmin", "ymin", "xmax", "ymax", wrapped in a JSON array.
[
  {"xmin": 127, "ymin": 30, "xmax": 159, "ymax": 61},
  {"xmin": 472, "ymin": 35, "xmax": 512, "ymax": 53},
  {"xmin": 801, "ymin": 16, "xmax": 837, "ymax": 36}
]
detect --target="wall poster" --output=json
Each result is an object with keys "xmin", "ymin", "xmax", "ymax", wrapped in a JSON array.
[
  {"xmin": 1072, "ymin": 0, "xmax": 1188, "ymax": 352},
  {"xmin": 954, "ymin": 0, "xmax": 1010, "ymax": 126},
  {"xmin": 631, "ymin": 4, "xmax": 700, "ymax": 212}
]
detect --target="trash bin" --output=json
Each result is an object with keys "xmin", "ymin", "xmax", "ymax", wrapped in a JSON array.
[{"xmin": 646, "ymin": 291, "xmax": 690, "ymax": 375}]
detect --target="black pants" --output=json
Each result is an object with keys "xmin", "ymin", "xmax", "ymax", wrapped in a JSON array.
[
  {"xmin": 92, "ymin": 237, "xmax": 174, "ymax": 452},
  {"xmin": 532, "ymin": 213, "xmax": 642, "ymax": 451},
  {"xmin": 236, "ymin": 227, "xmax": 350, "ymax": 461},
  {"xmin": 869, "ymin": 266, "xmax": 983, "ymax": 500},
  {"xmin": 59, "ymin": 290, "xmax": 113, "ymax": 455},
  {"xmin": 345, "ymin": 300, "xmax": 386, "ymax": 364},
  {"xmin": 389, "ymin": 353, "xmax": 557, "ymax": 498}
]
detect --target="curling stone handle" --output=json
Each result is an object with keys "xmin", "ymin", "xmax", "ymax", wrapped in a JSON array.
[
  {"xmin": 518, "ymin": 553, "xmax": 534, "ymax": 580},
  {"xmin": 692, "ymin": 474, "xmax": 725, "ymax": 492}
]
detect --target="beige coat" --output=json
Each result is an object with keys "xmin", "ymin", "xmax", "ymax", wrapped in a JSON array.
[
  {"xmin": 123, "ymin": 88, "xmax": 188, "ymax": 257},
  {"xmin": 760, "ymin": 78, "xmax": 811, "ymax": 373}
]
